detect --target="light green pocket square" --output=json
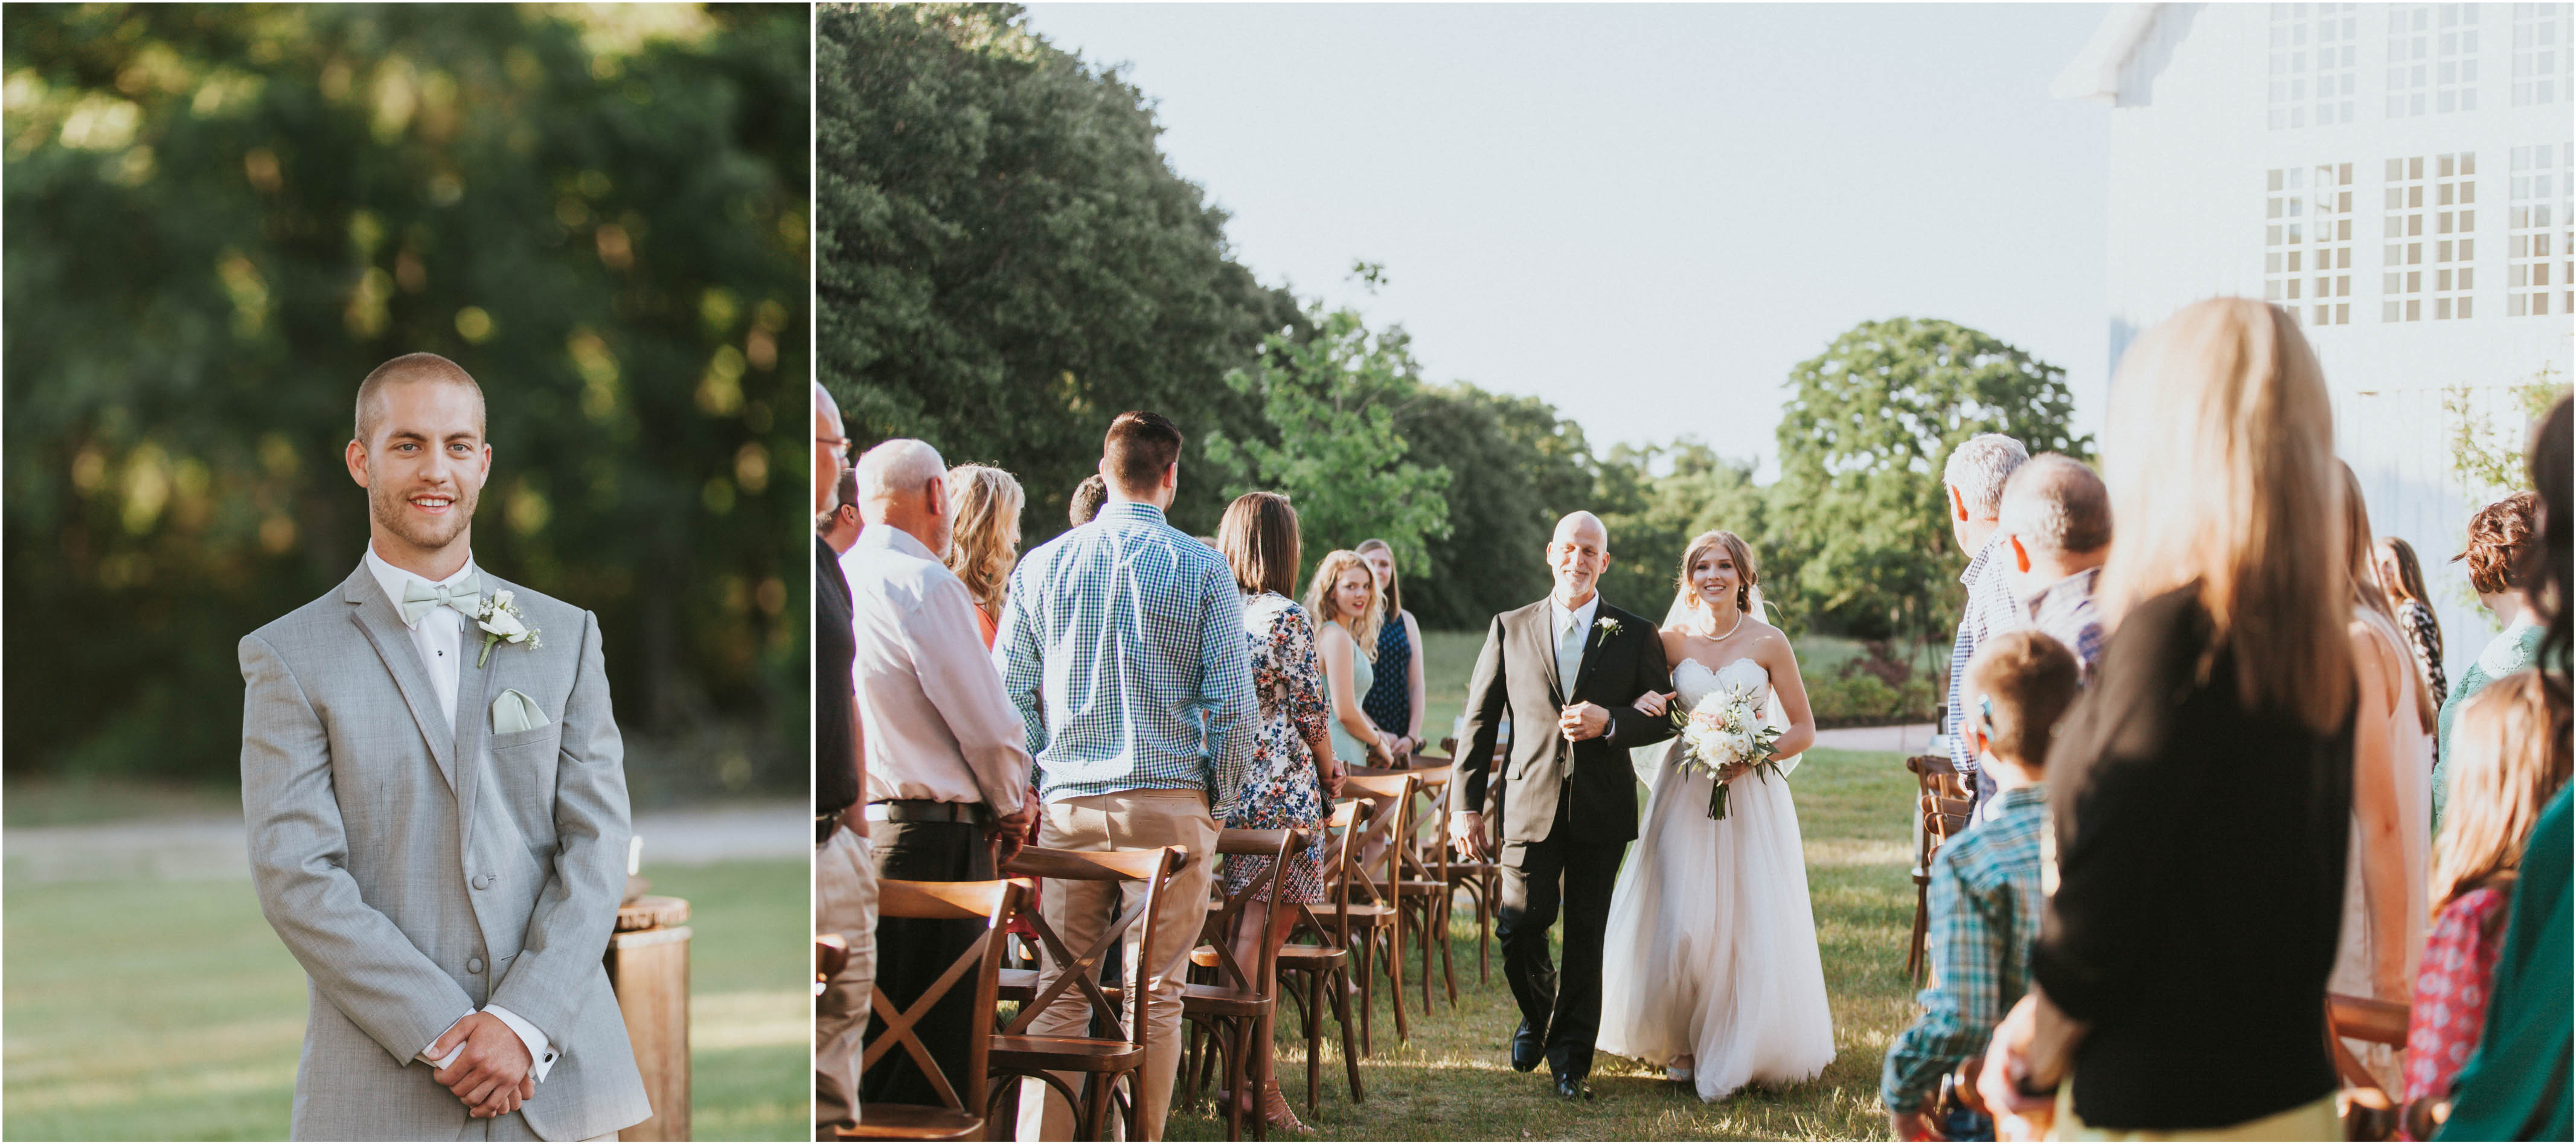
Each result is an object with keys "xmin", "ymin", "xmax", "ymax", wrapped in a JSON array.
[{"xmin": 492, "ymin": 689, "xmax": 550, "ymax": 735}]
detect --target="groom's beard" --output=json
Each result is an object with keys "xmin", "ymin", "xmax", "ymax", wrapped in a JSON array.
[{"xmin": 368, "ymin": 473, "xmax": 479, "ymax": 553}]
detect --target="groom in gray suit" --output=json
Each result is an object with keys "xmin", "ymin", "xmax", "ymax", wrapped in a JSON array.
[{"xmin": 240, "ymin": 353, "xmax": 650, "ymax": 1141}]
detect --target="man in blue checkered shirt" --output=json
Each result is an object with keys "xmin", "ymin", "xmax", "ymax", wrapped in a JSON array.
[
  {"xmin": 994, "ymin": 411, "xmax": 1254, "ymax": 1140},
  {"xmin": 1940, "ymin": 433, "xmax": 2029, "ymax": 814},
  {"xmin": 1883, "ymin": 629, "xmax": 2080, "ymax": 1142}
]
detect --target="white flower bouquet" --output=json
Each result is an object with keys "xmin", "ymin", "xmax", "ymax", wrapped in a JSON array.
[{"xmin": 1670, "ymin": 678, "xmax": 1783, "ymax": 820}]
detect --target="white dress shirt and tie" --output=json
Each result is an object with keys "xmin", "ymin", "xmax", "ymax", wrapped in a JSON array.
[
  {"xmin": 360, "ymin": 546, "xmax": 560, "ymax": 1084},
  {"xmin": 838, "ymin": 525, "xmax": 1034, "ymax": 1108}
]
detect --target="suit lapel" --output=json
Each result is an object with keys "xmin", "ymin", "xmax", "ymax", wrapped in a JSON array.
[
  {"xmin": 452, "ymin": 584, "xmax": 498, "ymax": 852},
  {"xmin": 1524, "ymin": 604, "xmax": 1566, "ymax": 706},
  {"xmin": 1571, "ymin": 606, "xmax": 1612, "ymax": 700},
  {"xmin": 342, "ymin": 564, "xmax": 458, "ymax": 791}
]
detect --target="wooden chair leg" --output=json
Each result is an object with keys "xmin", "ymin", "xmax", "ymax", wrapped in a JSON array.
[
  {"xmin": 1356, "ymin": 935, "xmax": 1376, "ymax": 1058},
  {"xmin": 1386, "ymin": 924, "xmax": 1409, "ymax": 1044},
  {"xmin": 1332, "ymin": 965, "xmax": 1365, "ymax": 1103}
]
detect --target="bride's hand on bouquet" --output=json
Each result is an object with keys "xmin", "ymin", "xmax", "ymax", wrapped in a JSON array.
[{"xmin": 1631, "ymin": 690, "xmax": 1676, "ymax": 718}]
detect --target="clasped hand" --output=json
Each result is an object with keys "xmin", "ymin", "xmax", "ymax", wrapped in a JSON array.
[
  {"xmin": 1557, "ymin": 701, "xmax": 1610, "ymax": 741},
  {"xmin": 428, "ymin": 1012, "xmax": 536, "ymax": 1119}
]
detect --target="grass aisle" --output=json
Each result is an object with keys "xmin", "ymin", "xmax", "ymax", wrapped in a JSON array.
[
  {"xmin": 1163, "ymin": 747, "xmax": 1918, "ymax": 1142},
  {"xmin": 1, "ymin": 858, "xmax": 809, "ymax": 1142}
]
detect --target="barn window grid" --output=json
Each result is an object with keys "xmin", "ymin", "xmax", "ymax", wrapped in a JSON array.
[
  {"xmin": 2383, "ymin": 153, "xmax": 2478, "ymax": 321},
  {"xmin": 2272, "ymin": 4, "xmax": 2363, "ymax": 128},
  {"xmin": 2508, "ymin": 144, "xmax": 2574, "ymax": 316},
  {"xmin": 2269, "ymin": 164, "xmax": 2357, "ymax": 325},
  {"xmin": 2389, "ymin": 5, "xmax": 2481, "ymax": 117},
  {"xmin": 2511, "ymin": 3, "xmax": 2569, "ymax": 106}
]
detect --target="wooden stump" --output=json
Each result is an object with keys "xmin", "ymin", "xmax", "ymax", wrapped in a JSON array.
[{"xmin": 608, "ymin": 895, "xmax": 691, "ymax": 1142}]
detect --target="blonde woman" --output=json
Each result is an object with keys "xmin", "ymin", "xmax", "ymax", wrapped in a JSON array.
[
  {"xmin": 1304, "ymin": 549, "xmax": 1396, "ymax": 767},
  {"xmin": 1979, "ymin": 299, "xmax": 2356, "ymax": 1140},
  {"xmin": 942, "ymin": 464, "xmax": 1024, "ymax": 650},
  {"xmin": 2403, "ymin": 671, "xmax": 2563, "ymax": 1122},
  {"xmin": 2331, "ymin": 461, "xmax": 2434, "ymax": 1092}
]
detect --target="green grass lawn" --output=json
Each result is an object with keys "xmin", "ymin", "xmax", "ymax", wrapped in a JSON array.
[
  {"xmin": 2, "ymin": 858, "xmax": 809, "ymax": 1142},
  {"xmin": 1161, "ymin": 747, "xmax": 1921, "ymax": 1141}
]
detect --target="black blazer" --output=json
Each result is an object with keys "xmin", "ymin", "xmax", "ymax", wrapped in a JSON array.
[
  {"xmin": 816, "ymin": 536, "xmax": 860, "ymax": 819},
  {"xmin": 2033, "ymin": 586, "xmax": 2353, "ymax": 1130},
  {"xmin": 1456, "ymin": 598, "xmax": 1674, "ymax": 847}
]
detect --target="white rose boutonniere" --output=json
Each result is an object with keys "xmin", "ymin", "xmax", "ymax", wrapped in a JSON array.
[
  {"xmin": 1596, "ymin": 616, "xmax": 1622, "ymax": 638},
  {"xmin": 475, "ymin": 588, "xmax": 544, "ymax": 668}
]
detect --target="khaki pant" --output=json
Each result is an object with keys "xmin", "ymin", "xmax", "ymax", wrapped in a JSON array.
[
  {"xmin": 815, "ymin": 826, "xmax": 879, "ymax": 1139},
  {"xmin": 2050, "ymin": 1084, "xmax": 2339, "ymax": 1141},
  {"xmin": 1013, "ymin": 789, "xmax": 1220, "ymax": 1142}
]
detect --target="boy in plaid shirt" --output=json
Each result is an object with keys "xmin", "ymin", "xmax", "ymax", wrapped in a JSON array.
[{"xmin": 1883, "ymin": 630, "xmax": 2081, "ymax": 1141}]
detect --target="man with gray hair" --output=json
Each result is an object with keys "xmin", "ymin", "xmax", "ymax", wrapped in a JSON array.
[
  {"xmin": 1996, "ymin": 453, "xmax": 2110, "ymax": 678},
  {"xmin": 812, "ymin": 380, "xmax": 876, "ymax": 1139},
  {"xmin": 1940, "ymin": 432, "xmax": 2030, "ymax": 809}
]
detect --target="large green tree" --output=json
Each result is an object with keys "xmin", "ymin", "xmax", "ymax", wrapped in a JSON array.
[
  {"xmin": 816, "ymin": 2, "xmax": 1300, "ymax": 539},
  {"xmin": 4, "ymin": 4, "xmax": 810, "ymax": 791},
  {"xmin": 1770, "ymin": 317, "xmax": 2089, "ymax": 644},
  {"xmin": 1595, "ymin": 441, "xmax": 1780, "ymax": 628},
  {"xmin": 1205, "ymin": 305, "xmax": 1452, "ymax": 580}
]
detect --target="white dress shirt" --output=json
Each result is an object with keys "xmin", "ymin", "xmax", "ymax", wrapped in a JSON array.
[
  {"xmin": 360, "ymin": 545, "xmax": 558, "ymax": 1082},
  {"xmin": 841, "ymin": 527, "xmax": 1034, "ymax": 813},
  {"xmin": 1548, "ymin": 592, "xmax": 1601, "ymax": 694}
]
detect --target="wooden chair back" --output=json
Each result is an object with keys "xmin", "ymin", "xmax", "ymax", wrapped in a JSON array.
[
  {"xmin": 1201, "ymin": 828, "xmax": 1306, "ymax": 992},
  {"xmin": 1338, "ymin": 772, "xmax": 1416, "ymax": 906},
  {"xmin": 998, "ymin": 845, "xmax": 1188, "ymax": 1047},
  {"xmin": 2328, "ymin": 992, "xmax": 2411, "ymax": 1142},
  {"xmin": 860, "ymin": 878, "xmax": 1030, "ymax": 1117},
  {"xmin": 1297, "ymin": 801, "xmax": 1366, "ymax": 943}
]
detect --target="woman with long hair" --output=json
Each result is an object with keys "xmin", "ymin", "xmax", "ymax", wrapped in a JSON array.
[
  {"xmin": 1305, "ymin": 549, "xmax": 1397, "ymax": 768},
  {"xmin": 1353, "ymin": 538, "xmax": 1427, "ymax": 761},
  {"xmin": 2376, "ymin": 537, "xmax": 2449, "ymax": 717},
  {"xmin": 1213, "ymin": 493, "xmax": 1341, "ymax": 1133},
  {"xmin": 2331, "ymin": 462, "xmax": 2435, "ymax": 1091},
  {"xmin": 942, "ymin": 463, "xmax": 1024, "ymax": 650},
  {"xmin": 1980, "ymin": 299, "xmax": 2356, "ymax": 1139}
]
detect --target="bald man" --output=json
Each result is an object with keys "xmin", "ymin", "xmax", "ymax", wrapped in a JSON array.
[
  {"xmin": 1450, "ymin": 511, "xmax": 1676, "ymax": 1101},
  {"xmin": 239, "ymin": 353, "xmax": 649, "ymax": 1140}
]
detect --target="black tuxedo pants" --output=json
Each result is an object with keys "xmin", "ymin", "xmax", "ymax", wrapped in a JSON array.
[{"xmin": 1494, "ymin": 794, "xmax": 1629, "ymax": 1081}]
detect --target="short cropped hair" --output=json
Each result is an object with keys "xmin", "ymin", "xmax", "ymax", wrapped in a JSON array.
[
  {"xmin": 1998, "ymin": 453, "xmax": 2112, "ymax": 555},
  {"xmin": 1103, "ymin": 411, "xmax": 1184, "ymax": 494},
  {"xmin": 1943, "ymin": 432, "xmax": 2030, "ymax": 519},
  {"xmin": 855, "ymin": 438, "xmax": 946, "ymax": 504},
  {"xmin": 1070, "ymin": 474, "xmax": 1108, "ymax": 526},
  {"xmin": 2457, "ymin": 491, "xmax": 2540, "ymax": 595},
  {"xmin": 1219, "ymin": 493, "xmax": 1301, "ymax": 598},
  {"xmin": 1965, "ymin": 628, "xmax": 2082, "ymax": 769},
  {"xmin": 356, "ymin": 353, "xmax": 484, "ymax": 443}
]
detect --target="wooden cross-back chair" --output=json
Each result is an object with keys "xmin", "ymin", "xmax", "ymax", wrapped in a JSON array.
[
  {"xmin": 1273, "ymin": 801, "xmax": 1365, "ymax": 1116},
  {"xmin": 1904, "ymin": 753, "xmax": 1975, "ymax": 985},
  {"xmin": 1333, "ymin": 772, "xmax": 1417, "ymax": 1053},
  {"xmin": 1353, "ymin": 759, "xmax": 1463, "ymax": 1013},
  {"xmin": 2328, "ymin": 991, "xmax": 2412, "ymax": 1142},
  {"xmin": 845, "ymin": 877, "xmax": 1029, "ymax": 1141},
  {"xmin": 986, "ymin": 845, "xmax": 1187, "ymax": 1142},
  {"xmin": 1440, "ymin": 736, "xmax": 1505, "ymax": 983},
  {"xmin": 1177, "ymin": 827, "xmax": 1305, "ymax": 1142}
]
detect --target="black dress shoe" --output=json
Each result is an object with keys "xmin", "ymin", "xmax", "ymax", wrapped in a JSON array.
[
  {"xmin": 1510, "ymin": 1024, "xmax": 1544, "ymax": 1073},
  {"xmin": 1554, "ymin": 1076, "xmax": 1595, "ymax": 1101}
]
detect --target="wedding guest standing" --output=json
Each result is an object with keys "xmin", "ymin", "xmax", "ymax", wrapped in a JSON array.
[
  {"xmin": 1307, "ymin": 549, "xmax": 1398, "ymax": 769},
  {"xmin": 2376, "ymin": 537, "xmax": 2449, "ymax": 716},
  {"xmin": 996, "ymin": 411, "xmax": 1253, "ymax": 1141},
  {"xmin": 2331, "ymin": 462, "xmax": 2435, "ymax": 1091},
  {"xmin": 1355, "ymin": 538, "xmax": 1428, "ymax": 760},
  {"xmin": 2436, "ymin": 492, "xmax": 2543, "ymax": 831},
  {"xmin": 1979, "ymin": 299, "xmax": 2355, "ymax": 1139},
  {"xmin": 844, "ymin": 439, "xmax": 1036, "ymax": 1108},
  {"xmin": 1940, "ymin": 433, "xmax": 2030, "ymax": 809},
  {"xmin": 943, "ymin": 462, "xmax": 1024, "ymax": 650},
  {"xmin": 1215, "ymin": 492, "xmax": 1343, "ymax": 1134},
  {"xmin": 812, "ymin": 382, "xmax": 877, "ymax": 1139},
  {"xmin": 1994, "ymin": 455, "xmax": 2111, "ymax": 677},
  {"xmin": 819, "ymin": 467, "xmax": 862, "ymax": 555},
  {"xmin": 2437, "ymin": 392, "xmax": 2572, "ymax": 1142},
  {"xmin": 1068, "ymin": 472, "xmax": 1107, "ymax": 527},
  {"xmin": 2404, "ymin": 672, "xmax": 2562, "ymax": 1132}
]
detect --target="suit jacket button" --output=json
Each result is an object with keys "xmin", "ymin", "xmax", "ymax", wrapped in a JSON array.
[
  {"xmin": 467, "ymin": 956, "xmax": 485, "ymax": 974},
  {"xmin": 472, "ymin": 874, "xmax": 492, "ymax": 890}
]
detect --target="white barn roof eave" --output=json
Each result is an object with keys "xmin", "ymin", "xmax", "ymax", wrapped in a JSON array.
[{"xmin": 2051, "ymin": 3, "xmax": 2165, "ymax": 104}]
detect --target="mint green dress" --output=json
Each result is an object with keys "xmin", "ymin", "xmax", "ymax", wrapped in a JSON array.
[
  {"xmin": 2432, "ymin": 618, "xmax": 2543, "ymax": 836},
  {"xmin": 1325, "ymin": 621, "xmax": 1377, "ymax": 767}
]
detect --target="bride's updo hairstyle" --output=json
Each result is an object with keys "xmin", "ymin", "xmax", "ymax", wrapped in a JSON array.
[
  {"xmin": 2095, "ymin": 298, "xmax": 2353, "ymax": 733},
  {"xmin": 1673, "ymin": 529, "xmax": 1759, "ymax": 629}
]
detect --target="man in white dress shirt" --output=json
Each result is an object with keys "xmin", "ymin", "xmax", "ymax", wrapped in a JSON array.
[
  {"xmin": 841, "ymin": 438, "xmax": 1036, "ymax": 1107},
  {"xmin": 239, "ymin": 353, "xmax": 647, "ymax": 1140}
]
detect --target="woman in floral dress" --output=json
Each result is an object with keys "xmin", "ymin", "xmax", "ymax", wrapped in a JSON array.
[{"xmin": 1213, "ymin": 491, "xmax": 1342, "ymax": 1133}]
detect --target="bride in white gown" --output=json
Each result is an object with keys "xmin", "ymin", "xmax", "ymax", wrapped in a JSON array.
[{"xmin": 1597, "ymin": 529, "xmax": 1836, "ymax": 1102}]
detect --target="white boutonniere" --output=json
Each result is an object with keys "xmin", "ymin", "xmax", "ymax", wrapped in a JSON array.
[
  {"xmin": 1596, "ymin": 616, "xmax": 1621, "ymax": 638},
  {"xmin": 474, "ymin": 589, "xmax": 543, "ymax": 668}
]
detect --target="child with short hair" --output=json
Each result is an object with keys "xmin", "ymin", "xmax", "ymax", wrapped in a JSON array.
[{"xmin": 1882, "ymin": 629, "xmax": 2083, "ymax": 1142}]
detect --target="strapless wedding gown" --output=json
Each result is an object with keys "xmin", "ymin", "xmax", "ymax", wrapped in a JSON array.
[{"xmin": 1597, "ymin": 657, "xmax": 1836, "ymax": 1101}]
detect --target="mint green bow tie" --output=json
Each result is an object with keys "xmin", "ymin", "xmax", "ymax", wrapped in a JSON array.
[{"xmin": 399, "ymin": 575, "xmax": 482, "ymax": 626}]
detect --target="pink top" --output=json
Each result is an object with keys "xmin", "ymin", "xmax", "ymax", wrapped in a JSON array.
[{"xmin": 2401, "ymin": 884, "xmax": 2511, "ymax": 1131}]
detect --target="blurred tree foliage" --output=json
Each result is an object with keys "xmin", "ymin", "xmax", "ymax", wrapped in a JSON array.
[
  {"xmin": 2, "ymin": 4, "xmax": 811, "ymax": 793},
  {"xmin": 1770, "ymin": 318, "xmax": 2089, "ymax": 646}
]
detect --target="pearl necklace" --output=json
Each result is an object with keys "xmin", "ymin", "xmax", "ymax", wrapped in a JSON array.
[{"xmin": 1696, "ymin": 602, "xmax": 1745, "ymax": 642}]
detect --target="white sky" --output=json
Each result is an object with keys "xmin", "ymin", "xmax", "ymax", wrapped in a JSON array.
[{"xmin": 1020, "ymin": 2, "xmax": 2118, "ymax": 476}]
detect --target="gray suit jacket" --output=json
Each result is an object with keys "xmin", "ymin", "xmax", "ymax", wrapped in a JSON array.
[{"xmin": 240, "ymin": 562, "xmax": 651, "ymax": 1140}]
